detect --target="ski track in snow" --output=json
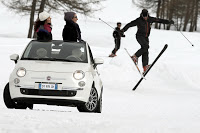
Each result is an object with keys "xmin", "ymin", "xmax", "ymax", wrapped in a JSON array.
[{"xmin": 1, "ymin": 1, "xmax": 200, "ymax": 133}]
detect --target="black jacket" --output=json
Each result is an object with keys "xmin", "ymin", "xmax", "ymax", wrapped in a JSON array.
[
  {"xmin": 122, "ymin": 16, "xmax": 170, "ymax": 37},
  {"xmin": 62, "ymin": 20, "xmax": 81, "ymax": 42},
  {"xmin": 37, "ymin": 25, "xmax": 52, "ymax": 41},
  {"xmin": 113, "ymin": 27, "xmax": 125, "ymax": 39}
]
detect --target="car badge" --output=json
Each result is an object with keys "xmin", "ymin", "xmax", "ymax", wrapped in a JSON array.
[{"xmin": 47, "ymin": 76, "xmax": 51, "ymax": 81}]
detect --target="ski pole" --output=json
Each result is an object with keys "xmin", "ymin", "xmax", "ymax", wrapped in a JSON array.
[
  {"xmin": 173, "ymin": 24, "xmax": 194, "ymax": 47},
  {"xmin": 99, "ymin": 18, "xmax": 124, "ymax": 35},
  {"xmin": 99, "ymin": 18, "xmax": 115, "ymax": 30}
]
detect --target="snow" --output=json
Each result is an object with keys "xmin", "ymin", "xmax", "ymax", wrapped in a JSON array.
[{"xmin": 1, "ymin": 1, "xmax": 200, "ymax": 133}]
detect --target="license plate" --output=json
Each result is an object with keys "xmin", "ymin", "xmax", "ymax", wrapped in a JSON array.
[{"xmin": 39, "ymin": 83, "xmax": 57, "ymax": 90}]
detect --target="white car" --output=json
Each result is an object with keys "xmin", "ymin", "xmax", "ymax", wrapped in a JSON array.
[{"xmin": 3, "ymin": 40, "xmax": 104, "ymax": 113}]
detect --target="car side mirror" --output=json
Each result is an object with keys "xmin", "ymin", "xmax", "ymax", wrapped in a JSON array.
[
  {"xmin": 10, "ymin": 54, "xmax": 19, "ymax": 64},
  {"xmin": 94, "ymin": 58, "xmax": 104, "ymax": 65}
]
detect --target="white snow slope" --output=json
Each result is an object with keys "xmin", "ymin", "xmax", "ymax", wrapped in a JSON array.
[{"xmin": 0, "ymin": 0, "xmax": 200, "ymax": 133}]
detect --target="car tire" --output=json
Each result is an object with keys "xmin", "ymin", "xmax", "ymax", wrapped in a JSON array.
[
  {"xmin": 3, "ymin": 83, "xmax": 15, "ymax": 109},
  {"xmin": 27, "ymin": 104, "xmax": 34, "ymax": 110},
  {"xmin": 77, "ymin": 87, "xmax": 99, "ymax": 113},
  {"xmin": 14, "ymin": 103, "xmax": 33, "ymax": 110},
  {"xmin": 96, "ymin": 87, "xmax": 103, "ymax": 113},
  {"xmin": 3, "ymin": 83, "xmax": 32, "ymax": 110},
  {"xmin": 15, "ymin": 102, "xmax": 28, "ymax": 109}
]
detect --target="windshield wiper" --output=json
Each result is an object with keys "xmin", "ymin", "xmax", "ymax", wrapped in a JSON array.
[
  {"xmin": 21, "ymin": 58, "xmax": 36, "ymax": 60},
  {"xmin": 21, "ymin": 58, "xmax": 79, "ymax": 62},
  {"xmin": 53, "ymin": 58, "xmax": 78, "ymax": 62}
]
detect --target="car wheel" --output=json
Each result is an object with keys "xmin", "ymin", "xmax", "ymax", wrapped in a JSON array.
[
  {"xmin": 15, "ymin": 102, "xmax": 27, "ymax": 109},
  {"xmin": 3, "ymin": 83, "xmax": 15, "ymax": 109},
  {"xmin": 27, "ymin": 104, "xmax": 34, "ymax": 110},
  {"xmin": 77, "ymin": 87, "xmax": 98, "ymax": 112},
  {"xmin": 96, "ymin": 88, "xmax": 103, "ymax": 113}
]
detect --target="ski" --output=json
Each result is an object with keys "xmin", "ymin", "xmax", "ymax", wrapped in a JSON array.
[
  {"xmin": 133, "ymin": 44, "xmax": 168, "ymax": 91},
  {"xmin": 124, "ymin": 48, "xmax": 145, "ymax": 79}
]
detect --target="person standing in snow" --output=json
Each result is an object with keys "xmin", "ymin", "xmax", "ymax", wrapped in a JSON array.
[
  {"xmin": 34, "ymin": 11, "xmax": 52, "ymax": 41},
  {"xmin": 109, "ymin": 22, "xmax": 125, "ymax": 57},
  {"xmin": 62, "ymin": 12, "xmax": 83, "ymax": 42},
  {"xmin": 121, "ymin": 9, "xmax": 174, "ymax": 73}
]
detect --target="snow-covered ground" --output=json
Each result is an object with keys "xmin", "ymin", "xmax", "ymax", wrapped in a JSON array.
[{"xmin": 1, "ymin": 0, "xmax": 200, "ymax": 132}]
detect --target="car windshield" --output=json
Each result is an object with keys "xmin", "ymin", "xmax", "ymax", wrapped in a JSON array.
[{"xmin": 21, "ymin": 41, "xmax": 88, "ymax": 63}]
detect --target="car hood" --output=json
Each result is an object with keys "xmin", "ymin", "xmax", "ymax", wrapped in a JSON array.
[{"xmin": 16, "ymin": 60, "xmax": 91, "ymax": 73}]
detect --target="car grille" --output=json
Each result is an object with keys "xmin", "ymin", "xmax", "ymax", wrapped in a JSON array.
[{"xmin": 20, "ymin": 88, "xmax": 77, "ymax": 97}]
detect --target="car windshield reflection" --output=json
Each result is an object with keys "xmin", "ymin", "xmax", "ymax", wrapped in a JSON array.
[{"xmin": 21, "ymin": 41, "xmax": 88, "ymax": 63}]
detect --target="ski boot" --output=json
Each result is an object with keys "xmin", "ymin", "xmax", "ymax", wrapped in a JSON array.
[
  {"xmin": 109, "ymin": 53, "xmax": 116, "ymax": 57},
  {"xmin": 131, "ymin": 55, "xmax": 138, "ymax": 65},
  {"xmin": 143, "ymin": 65, "xmax": 151, "ymax": 74}
]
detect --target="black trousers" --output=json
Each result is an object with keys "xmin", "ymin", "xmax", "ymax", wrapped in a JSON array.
[
  {"xmin": 135, "ymin": 36, "xmax": 149, "ymax": 67},
  {"xmin": 112, "ymin": 38, "xmax": 121, "ymax": 54}
]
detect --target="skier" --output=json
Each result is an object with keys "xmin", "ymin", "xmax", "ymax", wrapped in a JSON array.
[
  {"xmin": 62, "ymin": 12, "xmax": 83, "ymax": 42},
  {"xmin": 121, "ymin": 9, "xmax": 174, "ymax": 73},
  {"xmin": 109, "ymin": 22, "xmax": 125, "ymax": 57},
  {"xmin": 34, "ymin": 11, "xmax": 52, "ymax": 41}
]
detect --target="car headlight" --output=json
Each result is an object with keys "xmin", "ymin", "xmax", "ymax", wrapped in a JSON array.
[
  {"xmin": 73, "ymin": 70, "xmax": 85, "ymax": 80},
  {"xmin": 16, "ymin": 67, "xmax": 26, "ymax": 77}
]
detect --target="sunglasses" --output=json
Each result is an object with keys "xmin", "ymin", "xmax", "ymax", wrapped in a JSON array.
[
  {"xmin": 74, "ymin": 16, "xmax": 78, "ymax": 18},
  {"xmin": 142, "ymin": 13, "xmax": 148, "ymax": 18}
]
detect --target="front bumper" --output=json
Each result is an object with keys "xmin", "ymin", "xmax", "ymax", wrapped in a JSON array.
[
  {"xmin": 10, "ymin": 82, "xmax": 91, "ymax": 103},
  {"xmin": 20, "ymin": 88, "xmax": 78, "ymax": 97},
  {"xmin": 9, "ymin": 74, "xmax": 93, "ymax": 103},
  {"xmin": 13, "ymin": 97, "xmax": 85, "ymax": 106},
  {"xmin": 9, "ymin": 69, "xmax": 96, "ymax": 105}
]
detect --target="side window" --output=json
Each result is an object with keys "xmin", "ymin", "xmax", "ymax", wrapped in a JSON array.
[{"xmin": 88, "ymin": 46, "xmax": 94, "ymax": 64}]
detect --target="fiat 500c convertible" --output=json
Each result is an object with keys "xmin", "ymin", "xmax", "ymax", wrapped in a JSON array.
[{"xmin": 3, "ymin": 40, "xmax": 104, "ymax": 113}]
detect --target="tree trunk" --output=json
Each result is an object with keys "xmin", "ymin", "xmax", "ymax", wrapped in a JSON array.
[
  {"xmin": 159, "ymin": 0, "xmax": 165, "ymax": 29},
  {"xmin": 28, "ymin": 0, "xmax": 37, "ymax": 38},
  {"xmin": 189, "ymin": 0, "xmax": 195, "ymax": 32},
  {"xmin": 194, "ymin": 0, "xmax": 199, "ymax": 31},
  {"xmin": 183, "ymin": 0, "xmax": 191, "ymax": 31},
  {"xmin": 39, "ymin": 0, "xmax": 46, "ymax": 13},
  {"xmin": 33, "ymin": 0, "xmax": 46, "ymax": 38},
  {"xmin": 167, "ymin": 0, "xmax": 174, "ymax": 30},
  {"xmin": 178, "ymin": 10, "xmax": 184, "ymax": 31},
  {"xmin": 178, "ymin": 1, "xmax": 184, "ymax": 31},
  {"xmin": 155, "ymin": 0, "xmax": 161, "ymax": 29}
]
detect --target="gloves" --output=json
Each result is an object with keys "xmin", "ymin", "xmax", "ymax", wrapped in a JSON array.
[
  {"xmin": 169, "ymin": 20, "xmax": 174, "ymax": 24},
  {"xmin": 120, "ymin": 30, "xmax": 125, "ymax": 37}
]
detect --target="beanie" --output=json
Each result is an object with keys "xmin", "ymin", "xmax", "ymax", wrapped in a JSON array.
[
  {"xmin": 141, "ymin": 9, "xmax": 148, "ymax": 17},
  {"xmin": 64, "ymin": 12, "xmax": 76, "ymax": 21},
  {"xmin": 39, "ymin": 11, "xmax": 50, "ymax": 21}
]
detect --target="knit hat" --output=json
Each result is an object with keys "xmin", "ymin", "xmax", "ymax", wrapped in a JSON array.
[
  {"xmin": 39, "ymin": 11, "xmax": 50, "ymax": 21},
  {"xmin": 64, "ymin": 12, "xmax": 76, "ymax": 21},
  {"xmin": 141, "ymin": 9, "xmax": 148, "ymax": 17}
]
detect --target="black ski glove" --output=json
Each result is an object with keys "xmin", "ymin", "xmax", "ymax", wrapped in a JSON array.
[{"xmin": 120, "ymin": 30, "xmax": 125, "ymax": 37}]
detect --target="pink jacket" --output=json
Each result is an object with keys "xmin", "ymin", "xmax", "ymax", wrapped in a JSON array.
[{"xmin": 37, "ymin": 24, "xmax": 52, "ymax": 33}]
